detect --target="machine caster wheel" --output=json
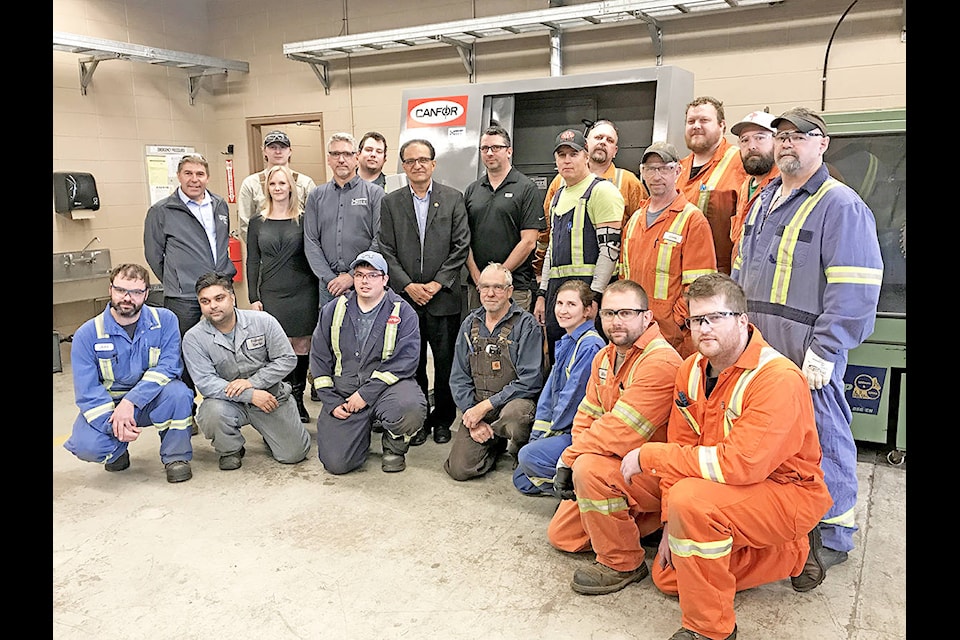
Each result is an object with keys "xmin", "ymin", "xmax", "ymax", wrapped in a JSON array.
[{"xmin": 886, "ymin": 449, "xmax": 905, "ymax": 466}]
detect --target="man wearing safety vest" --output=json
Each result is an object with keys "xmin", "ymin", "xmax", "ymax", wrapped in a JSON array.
[
  {"xmin": 677, "ymin": 97, "xmax": 748, "ymax": 275},
  {"xmin": 732, "ymin": 107, "xmax": 883, "ymax": 590},
  {"xmin": 621, "ymin": 273, "xmax": 832, "ymax": 640},
  {"xmin": 64, "ymin": 263, "xmax": 194, "ymax": 483},
  {"xmin": 619, "ymin": 142, "xmax": 717, "ymax": 358},
  {"xmin": 310, "ymin": 251, "xmax": 427, "ymax": 474}
]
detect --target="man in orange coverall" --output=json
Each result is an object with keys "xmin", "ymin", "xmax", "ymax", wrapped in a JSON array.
[
  {"xmin": 677, "ymin": 97, "xmax": 748, "ymax": 275},
  {"xmin": 621, "ymin": 273, "xmax": 832, "ymax": 640},
  {"xmin": 728, "ymin": 110, "xmax": 779, "ymax": 265},
  {"xmin": 547, "ymin": 279, "xmax": 681, "ymax": 596},
  {"xmin": 620, "ymin": 142, "xmax": 717, "ymax": 358}
]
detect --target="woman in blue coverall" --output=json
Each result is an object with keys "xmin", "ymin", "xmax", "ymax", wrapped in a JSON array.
[{"xmin": 513, "ymin": 280, "xmax": 604, "ymax": 495}]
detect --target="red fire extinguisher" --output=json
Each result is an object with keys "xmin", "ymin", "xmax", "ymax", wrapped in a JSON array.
[{"xmin": 228, "ymin": 231, "xmax": 243, "ymax": 282}]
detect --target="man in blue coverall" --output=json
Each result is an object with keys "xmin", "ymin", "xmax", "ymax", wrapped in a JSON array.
[
  {"xmin": 732, "ymin": 107, "xmax": 883, "ymax": 591},
  {"xmin": 311, "ymin": 251, "xmax": 427, "ymax": 474},
  {"xmin": 64, "ymin": 263, "xmax": 194, "ymax": 483}
]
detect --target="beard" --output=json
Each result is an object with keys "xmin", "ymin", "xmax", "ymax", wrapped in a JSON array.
[
  {"xmin": 590, "ymin": 148, "xmax": 609, "ymax": 164},
  {"xmin": 685, "ymin": 130, "xmax": 721, "ymax": 155},
  {"xmin": 110, "ymin": 299, "xmax": 143, "ymax": 318},
  {"xmin": 743, "ymin": 152, "xmax": 775, "ymax": 176},
  {"xmin": 776, "ymin": 154, "xmax": 802, "ymax": 175}
]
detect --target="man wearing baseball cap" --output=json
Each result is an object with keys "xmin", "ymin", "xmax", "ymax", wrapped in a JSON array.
[
  {"xmin": 619, "ymin": 142, "xmax": 717, "ymax": 358},
  {"xmin": 732, "ymin": 106, "xmax": 883, "ymax": 591},
  {"xmin": 309, "ymin": 250, "xmax": 427, "ymax": 474},
  {"xmin": 534, "ymin": 128, "xmax": 624, "ymax": 363},
  {"xmin": 237, "ymin": 129, "xmax": 317, "ymax": 242},
  {"xmin": 729, "ymin": 110, "xmax": 780, "ymax": 264}
]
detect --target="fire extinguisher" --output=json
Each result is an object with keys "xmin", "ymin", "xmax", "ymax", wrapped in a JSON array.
[{"xmin": 228, "ymin": 231, "xmax": 243, "ymax": 282}]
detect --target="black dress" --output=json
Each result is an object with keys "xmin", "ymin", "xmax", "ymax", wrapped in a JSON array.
[{"xmin": 246, "ymin": 215, "xmax": 320, "ymax": 337}]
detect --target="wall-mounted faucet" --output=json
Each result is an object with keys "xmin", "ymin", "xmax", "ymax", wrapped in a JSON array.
[{"xmin": 81, "ymin": 236, "xmax": 100, "ymax": 252}]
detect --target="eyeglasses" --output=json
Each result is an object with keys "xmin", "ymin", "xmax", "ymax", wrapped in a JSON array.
[
  {"xmin": 738, "ymin": 132, "xmax": 773, "ymax": 145},
  {"xmin": 478, "ymin": 283, "xmax": 512, "ymax": 293},
  {"xmin": 684, "ymin": 311, "xmax": 741, "ymax": 329},
  {"xmin": 401, "ymin": 157, "xmax": 434, "ymax": 167},
  {"xmin": 641, "ymin": 164, "xmax": 678, "ymax": 176},
  {"xmin": 598, "ymin": 308, "xmax": 647, "ymax": 320},
  {"xmin": 111, "ymin": 285, "xmax": 148, "ymax": 298},
  {"xmin": 353, "ymin": 271, "xmax": 384, "ymax": 281},
  {"xmin": 774, "ymin": 131, "xmax": 824, "ymax": 144},
  {"xmin": 479, "ymin": 145, "xmax": 508, "ymax": 153},
  {"xmin": 328, "ymin": 151, "xmax": 356, "ymax": 159}
]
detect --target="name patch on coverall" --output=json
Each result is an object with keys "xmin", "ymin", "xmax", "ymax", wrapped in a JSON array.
[{"xmin": 245, "ymin": 335, "xmax": 266, "ymax": 349}]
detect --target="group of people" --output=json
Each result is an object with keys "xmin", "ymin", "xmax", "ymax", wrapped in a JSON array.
[{"xmin": 63, "ymin": 97, "xmax": 884, "ymax": 640}]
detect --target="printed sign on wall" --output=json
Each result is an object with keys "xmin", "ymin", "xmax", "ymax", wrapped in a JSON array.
[
  {"xmin": 406, "ymin": 95, "xmax": 469, "ymax": 128},
  {"xmin": 843, "ymin": 364, "xmax": 887, "ymax": 415}
]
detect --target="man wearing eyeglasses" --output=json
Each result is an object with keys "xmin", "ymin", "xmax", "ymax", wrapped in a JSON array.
[
  {"xmin": 444, "ymin": 263, "xmax": 542, "ymax": 481},
  {"xmin": 304, "ymin": 132, "xmax": 385, "ymax": 309},
  {"xmin": 620, "ymin": 142, "xmax": 717, "ymax": 358},
  {"xmin": 677, "ymin": 97, "xmax": 749, "ymax": 275},
  {"xmin": 620, "ymin": 272, "xmax": 832, "ymax": 640},
  {"xmin": 378, "ymin": 138, "xmax": 470, "ymax": 446},
  {"xmin": 237, "ymin": 130, "xmax": 317, "ymax": 243},
  {"xmin": 732, "ymin": 107, "xmax": 883, "ymax": 590},
  {"xmin": 357, "ymin": 131, "xmax": 389, "ymax": 189},
  {"xmin": 464, "ymin": 124, "xmax": 544, "ymax": 314},
  {"xmin": 64, "ymin": 264, "xmax": 194, "ymax": 483},
  {"xmin": 144, "ymin": 153, "xmax": 236, "ymax": 415},
  {"xmin": 728, "ymin": 111, "xmax": 780, "ymax": 265},
  {"xmin": 310, "ymin": 251, "xmax": 426, "ymax": 474},
  {"xmin": 548, "ymin": 279, "xmax": 680, "ymax": 596}
]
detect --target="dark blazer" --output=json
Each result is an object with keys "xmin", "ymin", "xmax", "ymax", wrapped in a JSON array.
[{"xmin": 378, "ymin": 180, "xmax": 470, "ymax": 317}]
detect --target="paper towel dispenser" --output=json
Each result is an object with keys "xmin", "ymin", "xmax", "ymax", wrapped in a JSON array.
[{"xmin": 54, "ymin": 172, "xmax": 100, "ymax": 215}]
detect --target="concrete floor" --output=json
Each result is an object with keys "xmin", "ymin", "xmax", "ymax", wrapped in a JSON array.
[{"xmin": 53, "ymin": 362, "xmax": 906, "ymax": 640}]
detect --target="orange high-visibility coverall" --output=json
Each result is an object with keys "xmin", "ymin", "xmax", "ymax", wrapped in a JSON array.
[
  {"xmin": 619, "ymin": 191, "xmax": 717, "ymax": 359},
  {"xmin": 533, "ymin": 165, "xmax": 648, "ymax": 276},
  {"xmin": 677, "ymin": 139, "xmax": 748, "ymax": 275},
  {"xmin": 729, "ymin": 167, "xmax": 779, "ymax": 265},
  {"xmin": 637, "ymin": 325, "xmax": 832, "ymax": 640},
  {"xmin": 547, "ymin": 323, "xmax": 681, "ymax": 572}
]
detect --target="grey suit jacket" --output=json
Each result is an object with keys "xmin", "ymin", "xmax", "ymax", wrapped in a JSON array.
[{"xmin": 378, "ymin": 180, "xmax": 470, "ymax": 317}]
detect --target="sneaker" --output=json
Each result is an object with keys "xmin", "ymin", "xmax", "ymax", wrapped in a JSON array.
[
  {"xmin": 165, "ymin": 460, "xmax": 192, "ymax": 483},
  {"xmin": 668, "ymin": 625, "xmax": 737, "ymax": 640},
  {"xmin": 219, "ymin": 446, "xmax": 246, "ymax": 471},
  {"xmin": 104, "ymin": 450, "xmax": 130, "ymax": 472},
  {"xmin": 571, "ymin": 561, "xmax": 649, "ymax": 595},
  {"xmin": 791, "ymin": 527, "xmax": 827, "ymax": 592},
  {"xmin": 382, "ymin": 453, "xmax": 406, "ymax": 473}
]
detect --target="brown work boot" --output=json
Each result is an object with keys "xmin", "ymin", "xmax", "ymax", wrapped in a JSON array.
[
  {"xmin": 571, "ymin": 561, "xmax": 648, "ymax": 595},
  {"xmin": 791, "ymin": 527, "xmax": 827, "ymax": 592},
  {"xmin": 668, "ymin": 625, "xmax": 737, "ymax": 639}
]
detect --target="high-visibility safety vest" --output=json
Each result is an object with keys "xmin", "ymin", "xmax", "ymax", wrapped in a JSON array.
[
  {"xmin": 548, "ymin": 176, "xmax": 604, "ymax": 280},
  {"xmin": 695, "ymin": 145, "xmax": 740, "ymax": 212},
  {"xmin": 326, "ymin": 296, "xmax": 402, "ymax": 383}
]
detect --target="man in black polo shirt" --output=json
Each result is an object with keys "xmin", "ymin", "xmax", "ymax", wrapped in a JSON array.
[{"xmin": 464, "ymin": 124, "xmax": 545, "ymax": 313}]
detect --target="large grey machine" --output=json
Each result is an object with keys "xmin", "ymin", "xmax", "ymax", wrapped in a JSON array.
[{"xmin": 391, "ymin": 66, "xmax": 694, "ymax": 198}]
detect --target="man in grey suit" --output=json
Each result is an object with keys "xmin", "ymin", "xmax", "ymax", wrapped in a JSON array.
[{"xmin": 378, "ymin": 138, "xmax": 470, "ymax": 446}]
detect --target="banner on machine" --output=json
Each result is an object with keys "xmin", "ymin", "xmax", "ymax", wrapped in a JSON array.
[{"xmin": 406, "ymin": 95, "xmax": 469, "ymax": 128}]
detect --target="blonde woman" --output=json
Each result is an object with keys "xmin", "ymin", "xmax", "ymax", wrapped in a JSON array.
[{"xmin": 246, "ymin": 164, "xmax": 319, "ymax": 422}]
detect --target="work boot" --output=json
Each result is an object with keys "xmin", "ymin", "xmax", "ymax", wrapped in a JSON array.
[
  {"xmin": 219, "ymin": 446, "xmax": 246, "ymax": 471},
  {"xmin": 165, "ymin": 460, "xmax": 192, "ymax": 483},
  {"xmin": 791, "ymin": 527, "xmax": 827, "ymax": 592},
  {"xmin": 668, "ymin": 625, "xmax": 737, "ymax": 640},
  {"xmin": 409, "ymin": 424, "xmax": 430, "ymax": 447},
  {"xmin": 104, "ymin": 450, "xmax": 130, "ymax": 472},
  {"xmin": 571, "ymin": 561, "xmax": 649, "ymax": 595},
  {"xmin": 382, "ymin": 453, "xmax": 406, "ymax": 473}
]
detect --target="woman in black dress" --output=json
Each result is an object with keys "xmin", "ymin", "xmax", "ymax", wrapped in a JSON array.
[{"xmin": 247, "ymin": 164, "xmax": 320, "ymax": 422}]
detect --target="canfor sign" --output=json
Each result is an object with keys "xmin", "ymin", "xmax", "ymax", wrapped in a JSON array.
[{"xmin": 406, "ymin": 95, "xmax": 469, "ymax": 128}]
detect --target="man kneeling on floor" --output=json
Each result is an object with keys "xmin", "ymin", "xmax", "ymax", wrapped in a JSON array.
[
  {"xmin": 620, "ymin": 273, "xmax": 832, "ymax": 640},
  {"xmin": 64, "ymin": 263, "xmax": 194, "ymax": 483},
  {"xmin": 547, "ymin": 279, "xmax": 681, "ymax": 595},
  {"xmin": 444, "ymin": 262, "xmax": 543, "ymax": 480},
  {"xmin": 311, "ymin": 251, "xmax": 426, "ymax": 474},
  {"xmin": 182, "ymin": 272, "xmax": 311, "ymax": 470}
]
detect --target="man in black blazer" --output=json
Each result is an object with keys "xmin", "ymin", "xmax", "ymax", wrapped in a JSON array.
[{"xmin": 378, "ymin": 139, "xmax": 471, "ymax": 446}]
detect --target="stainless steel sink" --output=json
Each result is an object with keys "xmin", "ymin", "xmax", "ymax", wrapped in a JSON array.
[{"xmin": 53, "ymin": 249, "xmax": 112, "ymax": 304}]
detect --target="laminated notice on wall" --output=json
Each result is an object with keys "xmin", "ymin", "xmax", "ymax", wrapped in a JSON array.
[{"xmin": 145, "ymin": 145, "xmax": 196, "ymax": 205}]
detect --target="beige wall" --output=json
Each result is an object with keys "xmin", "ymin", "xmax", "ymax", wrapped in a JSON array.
[{"xmin": 53, "ymin": 0, "xmax": 906, "ymax": 339}]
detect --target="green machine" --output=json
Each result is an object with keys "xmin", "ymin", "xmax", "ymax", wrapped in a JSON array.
[{"xmin": 821, "ymin": 109, "xmax": 906, "ymax": 465}]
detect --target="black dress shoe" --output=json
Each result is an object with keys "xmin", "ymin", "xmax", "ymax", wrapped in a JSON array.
[
  {"xmin": 433, "ymin": 425, "xmax": 452, "ymax": 444},
  {"xmin": 409, "ymin": 426, "xmax": 430, "ymax": 447}
]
